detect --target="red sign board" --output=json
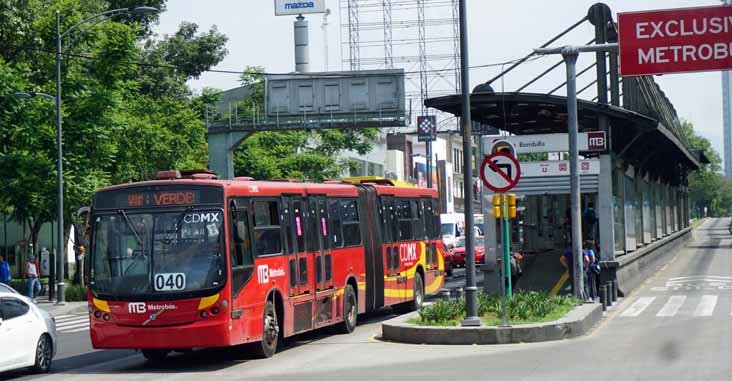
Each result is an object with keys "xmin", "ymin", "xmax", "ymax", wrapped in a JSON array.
[{"xmin": 619, "ymin": 5, "xmax": 732, "ymax": 76}]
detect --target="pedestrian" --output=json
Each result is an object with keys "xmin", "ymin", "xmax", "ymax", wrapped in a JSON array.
[
  {"xmin": 0, "ymin": 254, "xmax": 11, "ymax": 285},
  {"xmin": 583, "ymin": 241, "xmax": 599, "ymax": 302},
  {"xmin": 560, "ymin": 246, "xmax": 589, "ymax": 297},
  {"xmin": 25, "ymin": 255, "xmax": 41, "ymax": 302},
  {"xmin": 510, "ymin": 251, "xmax": 523, "ymax": 290},
  {"xmin": 583, "ymin": 202, "xmax": 597, "ymax": 243}
]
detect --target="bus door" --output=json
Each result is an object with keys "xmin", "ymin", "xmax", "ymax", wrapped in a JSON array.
[
  {"xmin": 420, "ymin": 198, "xmax": 439, "ymax": 287},
  {"xmin": 311, "ymin": 196, "xmax": 334, "ymax": 327},
  {"xmin": 288, "ymin": 197, "xmax": 314, "ymax": 333},
  {"xmin": 381, "ymin": 196, "xmax": 405, "ymax": 305}
]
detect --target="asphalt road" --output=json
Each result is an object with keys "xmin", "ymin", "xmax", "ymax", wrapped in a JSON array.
[{"xmin": 4, "ymin": 218, "xmax": 730, "ymax": 381}]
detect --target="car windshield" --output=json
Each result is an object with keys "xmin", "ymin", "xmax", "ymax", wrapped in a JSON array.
[
  {"xmin": 442, "ymin": 223, "xmax": 455, "ymax": 236},
  {"xmin": 90, "ymin": 209, "xmax": 225, "ymax": 298}
]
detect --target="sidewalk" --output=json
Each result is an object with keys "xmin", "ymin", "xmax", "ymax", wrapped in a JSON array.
[{"xmin": 36, "ymin": 299, "xmax": 88, "ymax": 316}]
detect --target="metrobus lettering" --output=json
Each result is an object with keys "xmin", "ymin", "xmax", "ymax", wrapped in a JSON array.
[
  {"xmin": 399, "ymin": 243, "xmax": 418, "ymax": 264},
  {"xmin": 183, "ymin": 213, "xmax": 220, "ymax": 224},
  {"xmin": 153, "ymin": 192, "xmax": 195, "ymax": 205}
]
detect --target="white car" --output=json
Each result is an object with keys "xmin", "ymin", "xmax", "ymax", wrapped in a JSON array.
[{"xmin": 0, "ymin": 290, "xmax": 58, "ymax": 374}]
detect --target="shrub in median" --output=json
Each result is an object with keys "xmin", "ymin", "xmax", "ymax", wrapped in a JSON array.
[{"xmin": 414, "ymin": 291, "xmax": 581, "ymax": 326}]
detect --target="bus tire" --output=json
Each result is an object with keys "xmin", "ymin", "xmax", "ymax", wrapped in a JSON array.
[
  {"xmin": 394, "ymin": 272, "xmax": 424, "ymax": 314},
  {"xmin": 253, "ymin": 300, "xmax": 280, "ymax": 358},
  {"xmin": 336, "ymin": 284, "xmax": 357, "ymax": 334},
  {"xmin": 141, "ymin": 349, "xmax": 169, "ymax": 362}
]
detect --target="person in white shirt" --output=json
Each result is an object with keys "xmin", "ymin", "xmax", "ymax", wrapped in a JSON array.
[{"xmin": 25, "ymin": 255, "xmax": 41, "ymax": 301}]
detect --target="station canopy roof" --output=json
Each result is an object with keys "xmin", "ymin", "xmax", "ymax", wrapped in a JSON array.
[{"xmin": 425, "ymin": 92, "xmax": 702, "ymax": 171}]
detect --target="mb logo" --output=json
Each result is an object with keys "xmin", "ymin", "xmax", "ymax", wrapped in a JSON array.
[
  {"xmin": 128, "ymin": 302, "xmax": 146, "ymax": 314},
  {"xmin": 257, "ymin": 265, "xmax": 270, "ymax": 284},
  {"xmin": 587, "ymin": 131, "xmax": 606, "ymax": 151}
]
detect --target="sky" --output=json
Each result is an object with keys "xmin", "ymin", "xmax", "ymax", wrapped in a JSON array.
[{"xmin": 154, "ymin": 0, "xmax": 726, "ymax": 162}]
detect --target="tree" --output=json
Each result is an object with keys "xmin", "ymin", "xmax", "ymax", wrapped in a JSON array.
[
  {"xmin": 233, "ymin": 67, "xmax": 377, "ymax": 181},
  {"xmin": 679, "ymin": 120, "xmax": 732, "ymax": 217}
]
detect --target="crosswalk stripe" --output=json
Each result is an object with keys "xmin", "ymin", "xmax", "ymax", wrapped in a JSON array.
[
  {"xmin": 719, "ymin": 239, "xmax": 732, "ymax": 247},
  {"xmin": 657, "ymin": 295, "xmax": 686, "ymax": 317},
  {"xmin": 57, "ymin": 322, "xmax": 89, "ymax": 331},
  {"xmin": 53, "ymin": 315, "xmax": 75, "ymax": 320},
  {"xmin": 64, "ymin": 326, "xmax": 90, "ymax": 333},
  {"xmin": 694, "ymin": 295, "xmax": 718, "ymax": 317},
  {"xmin": 621, "ymin": 297, "xmax": 656, "ymax": 317},
  {"xmin": 56, "ymin": 318, "xmax": 88, "ymax": 327}
]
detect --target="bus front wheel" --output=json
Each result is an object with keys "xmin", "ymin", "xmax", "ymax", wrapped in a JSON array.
[{"xmin": 253, "ymin": 301, "xmax": 280, "ymax": 358}]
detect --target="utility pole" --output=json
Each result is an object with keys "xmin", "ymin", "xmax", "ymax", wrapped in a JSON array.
[
  {"xmin": 458, "ymin": 0, "xmax": 479, "ymax": 327},
  {"xmin": 534, "ymin": 42, "xmax": 618, "ymax": 301}
]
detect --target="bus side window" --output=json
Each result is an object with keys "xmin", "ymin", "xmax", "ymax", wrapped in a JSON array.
[
  {"xmin": 422, "ymin": 199, "xmax": 433, "ymax": 240},
  {"xmin": 293, "ymin": 200, "xmax": 305, "ymax": 253},
  {"xmin": 229, "ymin": 199, "xmax": 254, "ymax": 297},
  {"xmin": 412, "ymin": 200, "xmax": 424, "ymax": 240},
  {"xmin": 282, "ymin": 198, "xmax": 294, "ymax": 254},
  {"xmin": 397, "ymin": 199, "xmax": 414, "ymax": 241},
  {"xmin": 253, "ymin": 200, "xmax": 283, "ymax": 256},
  {"xmin": 328, "ymin": 199, "xmax": 343, "ymax": 248},
  {"xmin": 341, "ymin": 199, "xmax": 361, "ymax": 247}
]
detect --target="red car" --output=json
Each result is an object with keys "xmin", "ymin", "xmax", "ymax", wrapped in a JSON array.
[{"xmin": 450, "ymin": 236, "xmax": 485, "ymax": 267}]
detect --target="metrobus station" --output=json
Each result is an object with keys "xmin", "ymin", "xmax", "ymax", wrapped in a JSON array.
[
  {"xmin": 426, "ymin": 3, "xmax": 707, "ymax": 296},
  {"xmin": 202, "ymin": 3, "xmax": 708, "ymax": 300}
]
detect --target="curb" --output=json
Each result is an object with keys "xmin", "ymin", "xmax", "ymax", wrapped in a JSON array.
[{"xmin": 381, "ymin": 302, "xmax": 603, "ymax": 345}]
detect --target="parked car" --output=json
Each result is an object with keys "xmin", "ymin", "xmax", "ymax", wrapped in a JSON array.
[
  {"xmin": 450, "ymin": 236, "xmax": 485, "ymax": 267},
  {"xmin": 0, "ymin": 290, "xmax": 57, "ymax": 374}
]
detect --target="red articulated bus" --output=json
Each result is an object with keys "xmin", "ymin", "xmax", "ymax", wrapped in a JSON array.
[{"xmin": 87, "ymin": 171, "xmax": 444, "ymax": 359}]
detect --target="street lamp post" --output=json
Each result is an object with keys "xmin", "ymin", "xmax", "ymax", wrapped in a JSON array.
[{"xmin": 14, "ymin": 6, "xmax": 158, "ymax": 304}]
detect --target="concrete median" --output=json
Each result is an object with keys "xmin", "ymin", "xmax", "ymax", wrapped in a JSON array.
[{"xmin": 381, "ymin": 302, "xmax": 602, "ymax": 345}]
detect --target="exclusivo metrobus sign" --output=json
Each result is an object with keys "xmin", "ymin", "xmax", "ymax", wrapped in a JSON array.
[{"xmin": 618, "ymin": 5, "xmax": 732, "ymax": 76}]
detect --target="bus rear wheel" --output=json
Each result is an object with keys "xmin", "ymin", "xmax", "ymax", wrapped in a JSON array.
[
  {"xmin": 394, "ymin": 273, "xmax": 424, "ymax": 314},
  {"xmin": 253, "ymin": 300, "xmax": 280, "ymax": 358},
  {"xmin": 335, "ymin": 284, "xmax": 357, "ymax": 334}
]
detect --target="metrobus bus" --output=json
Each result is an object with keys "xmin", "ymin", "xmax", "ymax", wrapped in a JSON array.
[{"xmin": 87, "ymin": 171, "xmax": 444, "ymax": 359}]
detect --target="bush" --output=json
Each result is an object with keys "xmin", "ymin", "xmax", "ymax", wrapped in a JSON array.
[
  {"xmin": 415, "ymin": 291, "xmax": 581, "ymax": 326},
  {"xmin": 64, "ymin": 285, "xmax": 88, "ymax": 302},
  {"xmin": 417, "ymin": 299, "xmax": 465, "ymax": 325}
]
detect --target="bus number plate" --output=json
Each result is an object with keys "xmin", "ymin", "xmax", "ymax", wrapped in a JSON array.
[{"xmin": 154, "ymin": 273, "xmax": 186, "ymax": 291}]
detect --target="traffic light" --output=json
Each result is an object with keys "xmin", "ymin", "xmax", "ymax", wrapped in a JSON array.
[
  {"xmin": 492, "ymin": 194, "xmax": 501, "ymax": 218},
  {"xmin": 490, "ymin": 140, "xmax": 516, "ymax": 157},
  {"xmin": 508, "ymin": 194, "xmax": 517, "ymax": 219}
]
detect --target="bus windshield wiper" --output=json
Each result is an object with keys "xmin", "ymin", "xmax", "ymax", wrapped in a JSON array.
[
  {"xmin": 118, "ymin": 209, "xmax": 143, "ymax": 246},
  {"xmin": 162, "ymin": 206, "xmax": 194, "ymax": 244}
]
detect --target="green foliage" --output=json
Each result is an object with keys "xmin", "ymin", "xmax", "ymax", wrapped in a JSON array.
[
  {"xmin": 679, "ymin": 120, "xmax": 732, "ymax": 217},
  {"xmin": 414, "ymin": 291, "xmax": 580, "ymax": 326},
  {"xmin": 0, "ymin": 0, "xmax": 226, "ymax": 256},
  {"xmin": 64, "ymin": 284, "xmax": 88, "ymax": 301},
  {"xmin": 417, "ymin": 298, "xmax": 465, "ymax": 325}
]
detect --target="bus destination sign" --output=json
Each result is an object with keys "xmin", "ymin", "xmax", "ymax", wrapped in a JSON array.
[{"xmin": 94, "ymin": 185, "xmax": 224, "ymax": 210}]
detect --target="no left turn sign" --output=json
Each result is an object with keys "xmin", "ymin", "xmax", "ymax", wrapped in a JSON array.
[{"xmin": 480, "ymin": 152, "xmax": 521, "ymax": 193}]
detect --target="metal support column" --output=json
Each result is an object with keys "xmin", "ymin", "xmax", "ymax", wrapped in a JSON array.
[
  {"xmin": 55, "ymin": 11, "xmax": 66, "ymax": 304},
  {"xmin": 458, "ymin": 0, "xmax": 479, "ymax": 327},
  {"xmin": 563, "ymin": 48, "xmax": 585, "ymax": 300}
]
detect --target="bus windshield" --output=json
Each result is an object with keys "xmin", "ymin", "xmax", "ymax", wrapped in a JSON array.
[{"xmin": 91, "ymin": 209, "xmax": 225, "ymax": 299}]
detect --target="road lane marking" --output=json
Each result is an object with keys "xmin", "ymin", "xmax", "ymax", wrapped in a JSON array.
[
  {"xmin": 550, "ymin": 271, "xmax": 568, "ymax": 296},
  {"xmin": 620, "ymin": 297, "xmax": 656, "ymax": 317},
  {"xmin": 656, "ymin": 295, "xmax": 686, "ymax": 317},
  {"xmin": 719, "ymin": 239, "xmax": 732, "ymax": 247},
  {"xmin": 693, "ymin": 295, "xmax": 718, "ymax": 317},
  {"xmin": 56, "ymin": 322, "xmax": 89, "ymax": 331}
]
